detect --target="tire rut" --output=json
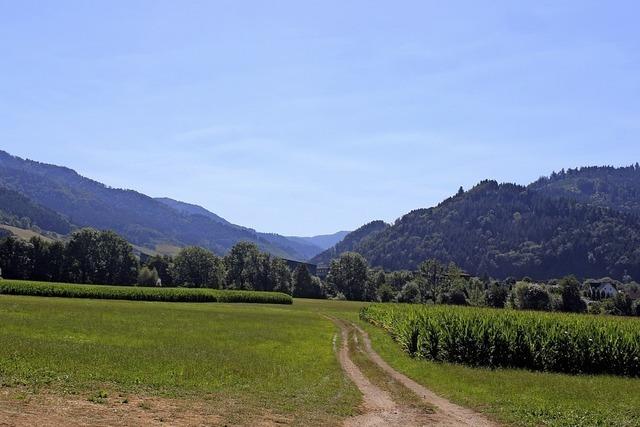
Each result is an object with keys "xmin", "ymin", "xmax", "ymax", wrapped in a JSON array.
[{"xmin": 332, "ymin": 318, "xmax": 499, "ymax": 427}]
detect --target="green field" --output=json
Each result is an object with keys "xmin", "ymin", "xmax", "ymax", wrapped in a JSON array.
[{"xmin": 1, "ymin": 295, "xmax": 639, "ymax": 426}]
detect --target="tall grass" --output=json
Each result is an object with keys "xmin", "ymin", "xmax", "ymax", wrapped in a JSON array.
[
  {"xmin": 0, "ymin": 279, "xmax": 292, "ymax": 304},
  {"xmin": 361, "ymin": 304, "xmax": 640, "ymax": 377}
]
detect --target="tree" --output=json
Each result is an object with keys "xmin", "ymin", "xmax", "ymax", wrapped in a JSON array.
[
  {"xmin": 376, "ymin": 283, "xmax": 396, "ymax": 302},
  {"xmin": 0, "ymin": 236, "xmax": 33, "ymax": 279},
  {"xmin": 485, "ymin": 283, "xmax": 508, "ymax": 308},
  {"xmin": 29, "ymin": 237, "xmax": 51, "ymax": 281},
  {"xmin": 293, "ymin": 264, "xmax": 322, "ymax": 298},
  {"xmin": 327, "ymin": 252, "xmax": 369, "ymax": 301},
  {"xmin": 602, "ymin": 292, "xmax": 634, "ymax": 316},
  {"xmin": 172, "ymin": 246, "xmax": 225, "ymax": 288},
  {"xmin": 559, "ymin": 276, "xmax": 587, "ymax": 313},
  {"xmin": 364, "ymin": 270, "xmax": 386, "ymax": 302},
  {"xmin": 270, "ymin": 257, "xmax": 293, "ymax": 294},
  {"xmin": 137, "ymin": 266, "xmax": 159, "ymax": 287},
  {"xmin": 512, "ymin": 282, "xmax": 550, "ymax": 311},
  {"xmin": 147, "ymin": 255, "xmax": 173, "ymax": 286},
  {"xmin": 398, "ymin": 281, "xmax": 421, "ymax": 303},
  {"xmin": 64, "ymin": 229, "xmax": 138, "ymax": 285},
  {"xmin": 465, "ymin": 278, "xmax": 486, "ymax": 306},
  {"xmin": 225, "ymin": 242, "xmax": 263, "ymax": 290},
  {"xmin": 632, "ymin": 300, "xmax": 640, "ymax": 316}
]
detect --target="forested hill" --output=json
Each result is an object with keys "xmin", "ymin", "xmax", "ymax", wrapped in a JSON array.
[
  {"xmin": 529, "ymin": 165, "xmax": 640, "ymax": 214},
  {"xmin": 332, "ymin": 178, "xmax": 640, "ymax": 280},
  {"xmin": 155, "ymin": 197, "xmax": 325, "ymax": 259},
  {"xmin": 0, "ymin": 186, "xmax": 71, "ymax": 235},
  {"xmin": 0, "ymin": 150, "xmax": 326, "ymax": 260},
  {"xmin": 311, "ymin": 220, "xmax": 389, "ymax": 265}
]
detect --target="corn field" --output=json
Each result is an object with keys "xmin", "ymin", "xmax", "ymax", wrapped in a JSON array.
[
  {"xmin": 0, "ymin": 279, "xmax": 293, "ymax": 304},
  {"xmin": 360, "ymin": 304, "xmax": 640, "ymax": 377}
]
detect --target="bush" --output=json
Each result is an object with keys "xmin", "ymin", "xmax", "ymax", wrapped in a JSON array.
[
  {"xmin": 0, "ymin": 279, "xmax": 292, "ymax": 304},
  {"xmin": 361, "ymin": 303, "xmax": 640, "ymax": 377}
]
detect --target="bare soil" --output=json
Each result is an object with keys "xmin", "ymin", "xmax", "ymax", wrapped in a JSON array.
[{"xmin": 0, "ymin": 389, "xmax": 290, "ymax": 427}]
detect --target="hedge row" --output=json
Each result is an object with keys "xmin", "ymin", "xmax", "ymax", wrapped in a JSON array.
[
  {"xmin": 360, "ymin": 304, "xmax": 640, "ymax": 377},
  {"xmin": 0, "ymin": 279, "xmax": 292, "ymax": 304}
]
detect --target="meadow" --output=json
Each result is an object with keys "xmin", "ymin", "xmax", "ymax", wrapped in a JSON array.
[
  {"xmin": 0, "ymin": 279, "xmax": 292, "ymax": 304},
  {"xmin": 1, "ymin": 295, "xmax": 639, "ymax": 426},
  {"xmin": 0, "ymin": 295, "xmax": 357, "ymax": 425}
]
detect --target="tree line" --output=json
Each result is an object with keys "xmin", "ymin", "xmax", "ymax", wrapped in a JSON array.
[
  {"xmin": 1, "ymin": 228, "xmax": 639, "ymax": 316},
  {"xmin": 0, "ymin": 228, "xmax": 324, "ymax": 297},
  {"xmin": 323, "ymin": 252, "xmax": 640, "ymax": 316}
]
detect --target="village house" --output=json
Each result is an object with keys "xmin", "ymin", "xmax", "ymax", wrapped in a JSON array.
[{"xmin": 585, "ymin": 279, "xmax": 618, "ymax": 299}]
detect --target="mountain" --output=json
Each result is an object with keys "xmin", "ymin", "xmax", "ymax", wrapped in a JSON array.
[
  {"xmin": 311, "ymin": 221, "xmax": 389, "ymax": 265},
  {"xmin": 529, "ymin": 165, "xmax": 640, "ymax": 214},
  {"xmin": 155, "ymin": 197, "xmax": 233, "ymax": 226},
  {"xmin": 0, "ymin": 185, "xmax": 71, "ymax": 235},
  {"xmin": 0, "ymin": 150, "xmax": 321, "ymax": 260},
  {"xmin": 155, "ymin": 196, "xmax": 329, "ymax": 259},
  {"xmin": 318, "ymin": 168, "xmax": 640, "ymax": 280},
  {"xmin": 287, "ymin": 231, "xmax": 351, "ymax": 251}
]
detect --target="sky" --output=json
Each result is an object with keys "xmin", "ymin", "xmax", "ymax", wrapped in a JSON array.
[{"xmin": 1, "ymin": 1, "xmax": 639, "ymax": 235}]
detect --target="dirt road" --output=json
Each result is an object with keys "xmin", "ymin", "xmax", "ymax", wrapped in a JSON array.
[{"xmin": 334, "ymin": 318, "xmax": 498, "ymax": 427}]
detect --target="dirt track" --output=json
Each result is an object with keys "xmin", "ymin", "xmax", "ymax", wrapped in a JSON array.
[{"xmin": 334, "ymin": 318, "xmax": 498, "ymax": 427}]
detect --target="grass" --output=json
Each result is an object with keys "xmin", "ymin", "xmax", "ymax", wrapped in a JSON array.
[
  {"xmin": 0, "ymin": 224, "xmax": 56, "ymax": 242},
  {"xmin": 360, "ymin": 310, "xmax": 640, "ymax": 426},
  {"xmin": 1, "ymin": 293, "xmax": 639, "ymax": 426},
  {"xmin": 0, "ymin": 279, "xmax": 292, "ymax": 304},
  {"xmin": 0, "ymin": 295, "xmax": 358, "ymax": 424}
]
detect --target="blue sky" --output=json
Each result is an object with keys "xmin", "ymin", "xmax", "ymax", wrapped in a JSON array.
[{"xmin": 1, "ymin": 1, "xmax": 639, "ymax": 235}]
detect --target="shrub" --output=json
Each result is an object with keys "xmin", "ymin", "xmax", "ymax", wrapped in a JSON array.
[{"xmin": 361, "ymin": 303, "xmax": 640, "ymax": 377}]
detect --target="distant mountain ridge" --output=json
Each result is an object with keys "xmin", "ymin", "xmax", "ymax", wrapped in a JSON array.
[
  {"xmin": 0, "ymin": 150, "xmax": 345, "ymax": 260},
  {"xmin": 154, "ymin": 196, "xmax": 333, "ymax": 259},
  {"xmin": 286, "ymin": 231, "xmax": 351, "ymax": 251},
  {"xmin": 311, "ymin": 221, "xmax": 389, "ymax": 265}
]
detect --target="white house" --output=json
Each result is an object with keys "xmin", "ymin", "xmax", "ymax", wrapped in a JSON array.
[{"xmin": 587, "ymin": 282, "xmax": 618, "ymax": 299}]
